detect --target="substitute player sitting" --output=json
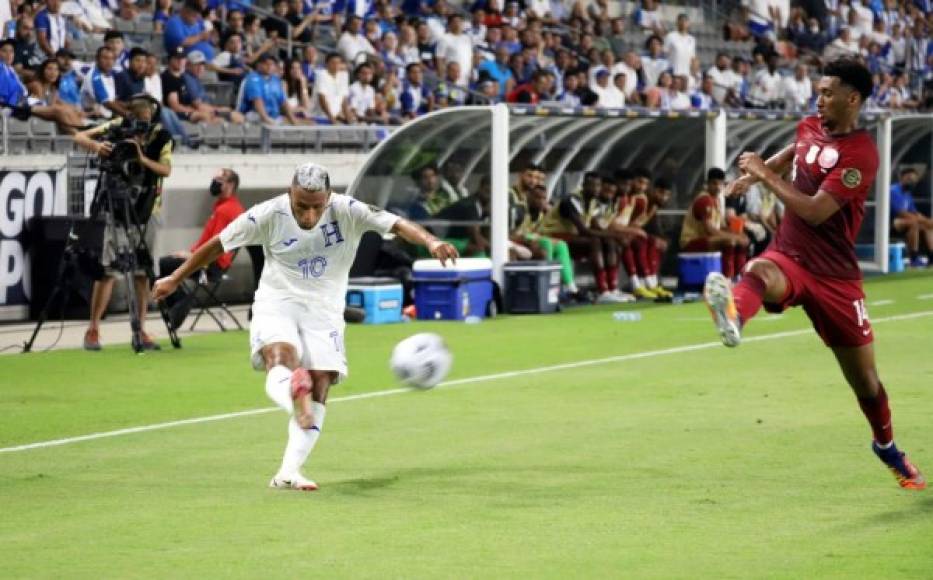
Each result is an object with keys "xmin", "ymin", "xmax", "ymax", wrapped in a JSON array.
[
  {"xmin": 704, "ymin": 57, "xmax": 925, "ymax": 490},
  {"xmin": 152, "ymin": 163, "xmax": 458, "ymax": 492},
  {"xmin": 679, "ymin": 167, "xmax": 750, "ymax": 281},
  {"xmin": 616, "ymin": 168, "xmax": 672, "ymax": 300}
]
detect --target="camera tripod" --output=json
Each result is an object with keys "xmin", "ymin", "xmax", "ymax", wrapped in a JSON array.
[{"xmin": 24, "ymin": 171, "xmax": 181, "ymax": 354}]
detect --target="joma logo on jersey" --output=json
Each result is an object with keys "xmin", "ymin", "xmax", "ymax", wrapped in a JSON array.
[
  {"xmin": 320, "ymin": 221, "xmax": 344, "ymax": 247},
  {"xmin": 298, "ymin": 256, "xmax": 328, "ymax": 279}
]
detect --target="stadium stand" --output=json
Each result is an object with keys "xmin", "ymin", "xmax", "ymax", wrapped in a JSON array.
[{"xmin": 0, "ymin": 0, "xmax": 929, "ymax": 154}]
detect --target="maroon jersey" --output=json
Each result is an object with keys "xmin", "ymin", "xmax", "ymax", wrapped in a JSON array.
[{"xmin": 772, "ymin": 115, "xmax": 878, "ymax": 279}]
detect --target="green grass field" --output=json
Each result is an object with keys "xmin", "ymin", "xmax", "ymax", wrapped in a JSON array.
[{"xmin": 2, "ymin": 272, "xmax": 933, "ymax": 578}]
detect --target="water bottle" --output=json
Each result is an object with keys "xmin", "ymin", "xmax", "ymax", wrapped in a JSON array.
[{"xmin": 612, "ymin": 311, "xmax": 642, "ymax": 322}]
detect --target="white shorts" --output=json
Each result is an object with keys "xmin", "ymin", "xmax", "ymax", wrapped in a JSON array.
[{"xmin": 249, "ymin": 300, "xmax": 348, "ymax": 383}]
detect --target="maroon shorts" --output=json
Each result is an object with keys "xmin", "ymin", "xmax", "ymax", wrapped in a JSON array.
[
  {"xmin": 757, "ymin": 249, "xmax": 872, "ymax": 348},
  {"xmin": 681, "ymin": 238, "xmax": 712, "ymax": 252}
]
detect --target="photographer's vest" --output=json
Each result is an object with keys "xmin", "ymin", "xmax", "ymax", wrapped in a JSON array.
[{"xmin": 103, "ymin": 117, "xmax": 174, "ymax": 218}]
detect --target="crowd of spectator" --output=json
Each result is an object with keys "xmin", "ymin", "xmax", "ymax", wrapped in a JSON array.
[{"xmin": 0, "ymin": 0, "xmax": 930, "ymax": 142}]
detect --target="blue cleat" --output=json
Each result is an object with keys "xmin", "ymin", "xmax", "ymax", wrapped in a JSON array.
[{"xmin": 872, "ymin": 441, "xmax": 926, "ymax": 490}]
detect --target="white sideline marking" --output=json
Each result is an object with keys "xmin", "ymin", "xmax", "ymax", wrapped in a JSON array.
[
  {"xmin": 3, "ymin": 309, "xmax": 933, "ymax": 455},
  {"xmin": 869, "ymin": 300, "xmax": 894, "ymax": 306}
]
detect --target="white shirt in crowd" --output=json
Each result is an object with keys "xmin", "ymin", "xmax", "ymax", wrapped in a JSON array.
[
  {"xmin": 748, "ymin": 68, "xmax": 783, "ymax": 107},
  {"xmin": 823, "ymin": 35, "xmax": 859, "ymax": 59},
  {"xmin": 669, "ymin": 89, "xmax": 691, "ymax": 110},
  {"xmin": 593, "ymin": 82, "xmax": 625, "ymax": 108},
  {"xmin": 347, "ymin": 81, "xmax": 375, "ymax": 117},
  {"xmin": 144, "ymin": 72, "xmax": 162, "ymax": 103},
  {"xmin": 782, "ymin": 75, "xmax": 812, "ymax": 111},
  {"xmin": 336, "ymin": 32, "xmax": 375, "ymax": 65},
  {"xmin": 890, "ymin": 35, "xmax": 906, "ymax": 64},
  {"xmin": 313, "ymin": 68, "xmax": 350, "ymax": 118},
  {"xmin": 707, "ymin": 65, "xmax": 741, "ymax": 104},
  {"xmin": 525, "ymin": 0, "xmax": 550, "ymax": 18},
  {"xmin": 436, "ymin": 31, "xmax": 473, "ymax": 86},
  {"xmin": 219, "ymin": 192, "xmax": 399, "ymax": 326},
  {"xmin": 467, "ymin": 22, "xmax": 486, "ymax": 45},
  {"xmin": 610, "ymin": 61, "xmax": 638, "ymax": 98},
  {"xmin": 850, "ymin": 1, "xmax": 875, "ymax": 37},
  {"xmin": 66, "ymin": 0, "xmax": 112, "ymax": 32},
  {"xmin": 743, "ymin": 0, "xmax": 774, "ymax": 28},
  {"xmin": 637, "ymin": 7, "xmax": 663, "ymax": 31},
  {"xmin": 641, "ymin": 55, "xmax": 669, "ymax": 88},
  {"xmin": 663, "ymin": 30, "xmax": 695, "ymax": 77}
]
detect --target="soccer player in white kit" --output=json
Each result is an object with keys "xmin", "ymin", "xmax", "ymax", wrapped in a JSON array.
[{"xmin": 152, "ymin": 163, "xmax": 459, "ymax": 491}]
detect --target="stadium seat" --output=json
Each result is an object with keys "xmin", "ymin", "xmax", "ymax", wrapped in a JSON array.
[
  {"xmin": 6, "ymin": 118, "xmax": 30, "ymax": 154},
  {"xmin": 200, "ymin": 122, "xmax": 225, "ymax": 150},
  {"xmin": 203, "ymin": 81, "xmax": 235, "ymax": 108},
  {"xmin": 180, "ymin": 121, "xmax": 203, "ymax": 148},
  {"xmin": 223, "ymin": 123, "xmax": 245, "ymax": 152},
  {"xmin": 243, "ymin": 124, "xmax": 262, "ymax": 151},
  {"xmin": 112, "ymin": 17, "xmax": 134, "ymax": 33},
  {"xmin": 29, "ymin": 118, "xmax": 56, "ymax": 152},
  {"xmin": 53, "ymin": 135, "xmax": 76, "ymax": 154}
]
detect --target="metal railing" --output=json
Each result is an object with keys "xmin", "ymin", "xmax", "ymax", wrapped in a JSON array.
[{"xmin": 258, "ymin": 123, "xmax": 397, "ymax": 152}]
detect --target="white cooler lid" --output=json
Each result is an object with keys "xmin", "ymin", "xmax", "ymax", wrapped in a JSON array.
[{"xmin": 413, "ymin": 257, "xmax": 493, "ymax": 272}]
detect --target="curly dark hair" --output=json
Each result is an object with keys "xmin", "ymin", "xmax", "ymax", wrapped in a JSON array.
[{"xmin": 823, "ymin": 57, "xmax": 873, "ymax": 101}]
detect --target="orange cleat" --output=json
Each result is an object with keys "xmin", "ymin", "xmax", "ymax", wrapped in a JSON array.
[{"xmin": 873, "ymin": 442, "xmax": 926, "ymax": 490}]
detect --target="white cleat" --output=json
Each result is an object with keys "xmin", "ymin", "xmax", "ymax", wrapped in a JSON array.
[
  {"xmin": 703, "ymin": 272, "xmax": 742, "ymax": 347},
  {"xmin": 269, "ymin": 472, "xmax": 319, "ymax": 491},
  {"xmin": 611, "ymin": 289, "xmax": 637, "ymax": 303},
  {"xmin": 596, "ymin": 291, "xmax": 624, "ymax": 304}
]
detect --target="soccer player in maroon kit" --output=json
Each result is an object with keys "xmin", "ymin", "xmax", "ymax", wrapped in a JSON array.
[{"xmin": 703, "ymin": 58, "xmax": 925, "ymax": 490}]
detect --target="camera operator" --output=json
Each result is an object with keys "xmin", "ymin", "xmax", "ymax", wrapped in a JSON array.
[{"xmin": 73, "ymin": 93, "xmax": 173, "ymax": 351}]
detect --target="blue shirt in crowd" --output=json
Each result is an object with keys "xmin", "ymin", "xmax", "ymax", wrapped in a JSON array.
[
  {"xmin": 58, "ymin": 70, "xmax": 80, "ymax": 105},
  {"xmin": 476, "ymin": 60, "xmax": 513, "ymax": 97},
  {"xmin": 239, "ymin": 70, "xmax": 285, "ymax": 118},
  {"xmin": 0, "ymin": 62, "xmax": 26, "ymax": 106},
  {"xmin": 164, "ymin": 15, "xmax": 215, "ymax": 60}
]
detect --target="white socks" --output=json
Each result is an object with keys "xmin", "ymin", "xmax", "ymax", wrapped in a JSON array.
[
  {"xmin": 630, "ymin": 275, "xmax": 643, "ymax": 290},
  {"xmin": 265, "ymin": 365, "xmax": 293, "ymax": 412},
  {"xmin": 279, "ymin": 402, "xmax": 326, "ymax": 477},
  {"xmin": 646, "ymin": 274, "xmax": 658, "ymax": 288}
]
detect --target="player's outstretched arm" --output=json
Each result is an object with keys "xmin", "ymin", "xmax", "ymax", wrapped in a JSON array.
[
  {"xmin": 391, "ymin": 218, "xmax": 459, "ymax": 266},
  {"xmin": 739, "ymin": 152, "xmax": 841, "ymax": 226},
  {"xmin": 152, "ymin": 236, "xmax": 226, "ymax": 301}
]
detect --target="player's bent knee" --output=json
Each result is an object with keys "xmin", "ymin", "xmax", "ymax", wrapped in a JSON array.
[{"xmin": 262, "ymin": 343, "xmax": 300, "ymax": 370}]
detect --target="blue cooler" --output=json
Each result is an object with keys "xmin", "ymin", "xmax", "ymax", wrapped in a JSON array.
[
  {"xmin": 346, "ymin": 277, "xmax": 403, "ymax": 324},
  {"xmin": 678, "ymin": 252, "xmax": 722, "ymax": 291},
  {"xmin": 412, "ymin": 258, "xmax": 495, "ymax": 320},
  {"xmin": 855, "ymin": 242, "xmax": 906, "ymax": 273}
]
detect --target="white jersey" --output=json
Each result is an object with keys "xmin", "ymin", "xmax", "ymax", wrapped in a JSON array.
[{"xmin": 219, "ymin": 192, "xmax": 399, "ymax": 327}]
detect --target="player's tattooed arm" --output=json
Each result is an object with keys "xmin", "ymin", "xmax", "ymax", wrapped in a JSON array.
[
  {"xmin": 152, "ymin": 236, "xmax": 226, "ymax": 301},
  {"xmin": 727, "ymin": 144, "xmax": 795, "ymax": 196},
  {"xmin": 739, "ymin": 152, "xmax": 841, "ymax": 226},
  {"xmin": 391, "ymin": 218, "xmax": 459, "ymax": 266}
]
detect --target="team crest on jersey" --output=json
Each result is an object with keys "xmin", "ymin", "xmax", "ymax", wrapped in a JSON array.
[
  {"xmin": 841, "ymin": 168, "xmax": 862, "ymax": 188},
  {"xmin": 818, "ymin": 147, "xmax": 839, "ymax": 169}
]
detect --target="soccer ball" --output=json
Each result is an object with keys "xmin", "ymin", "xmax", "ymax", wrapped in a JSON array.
[{"xmin": 390, "ymin": 333, "xmax": 453, "ymax": 390}]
